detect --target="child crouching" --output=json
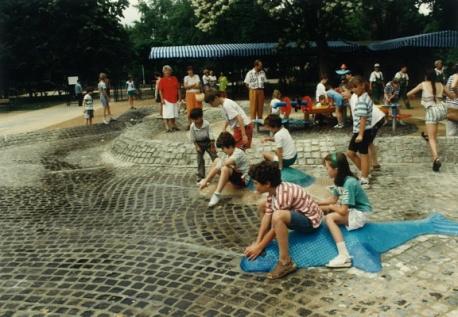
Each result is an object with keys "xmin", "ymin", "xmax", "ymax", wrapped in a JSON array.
[
  {"xmin": 244, "ymin": 161, "xmax": 323, "ymax": 279},
  {"xmin": 198, "ymin": 132, "xmax": 249, "ymax": 207},
  {"xmin": 262, "ymin": 114, "xmax": 297, "ymax": 169}
]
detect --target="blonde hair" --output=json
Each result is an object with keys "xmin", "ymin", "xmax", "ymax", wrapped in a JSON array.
[{"xmin": 272, "ymin": 89, "xmax": 281, "ymax": 99}]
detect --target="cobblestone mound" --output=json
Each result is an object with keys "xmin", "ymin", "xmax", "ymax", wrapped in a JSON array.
[{"xmin": 111, "ymin": 108, "xmax": 458, "ymax": 166}]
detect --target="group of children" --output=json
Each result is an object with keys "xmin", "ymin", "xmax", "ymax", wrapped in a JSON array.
[{"xmin": 187, "ymin": 82, "xmax": 378, "ymax": 279}]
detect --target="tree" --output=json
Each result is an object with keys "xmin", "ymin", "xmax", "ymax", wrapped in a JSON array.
[{"xmin": 0, "ymin": 0, "xmax": 131, "ymax": 98}]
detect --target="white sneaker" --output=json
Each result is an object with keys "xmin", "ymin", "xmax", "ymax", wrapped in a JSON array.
[
  {"xmin": 103, "ymin": 119, "xmax": 109, "ymax": 125},
  {"xmin": 360, "ymin": 178, "xmax": 370, "ymax": 189},
  {"xmin": 333, "ymin": 123, "xmax": 344, "ymax": 129},
  {"xmin": 208, "ymin": 193, "xmax": 221, "ymax": 207},
  {"xmin": 326, "ymin": 255, "xmax": 352, "ymax": 268}
]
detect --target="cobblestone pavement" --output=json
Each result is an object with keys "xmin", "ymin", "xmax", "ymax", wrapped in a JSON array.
[{"xmin": 0, "ymin": 110, "xmax": 457, "ymax": 317}]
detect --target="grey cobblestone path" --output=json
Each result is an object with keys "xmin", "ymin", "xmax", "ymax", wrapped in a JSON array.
[{"xmin": 0, "ymin": 109, "xmax": 457, "ymax": 316}]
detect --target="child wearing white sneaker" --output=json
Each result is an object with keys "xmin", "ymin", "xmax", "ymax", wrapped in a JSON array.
[
  {"xmin": 319, "ymin": 152, "xmax": 372, "ymax": 268},
  {"xmin": 199, "ymin": 132, "xmax": 249, "ymax": 207}
]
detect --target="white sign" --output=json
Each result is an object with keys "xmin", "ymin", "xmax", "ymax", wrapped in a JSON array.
[{"xmin": 67, "ymin": 76, "xmax": 79, "ymax": 85}]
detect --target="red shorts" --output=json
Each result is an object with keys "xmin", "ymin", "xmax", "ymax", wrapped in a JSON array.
[{"xmin": 233, "ymin": 123, "xmax": 253, "ymax": 150}]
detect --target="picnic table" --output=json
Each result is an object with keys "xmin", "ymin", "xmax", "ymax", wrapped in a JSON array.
[{"xmin": 379, "ymin": 105, "xmax": 412, "ymax": 132}]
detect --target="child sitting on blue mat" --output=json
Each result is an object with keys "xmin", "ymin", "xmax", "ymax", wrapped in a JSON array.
[
  {"xmin": 244, "ymin": 161, "xmax": 323, "ymax": 279},
  {"xmin": 270, "ymin": 89, "xmax": 284, "ymax": 115},
  {"xmin": 319, "ymin": 152, "xmax": 372, "ymax": 268},
  {"xmin": 198, "ymin": 132, "xmax": 250, "ymax": 207},
  {"xmin": 262, "ymin": 114, "xmax": 297, "ymax": 170}
]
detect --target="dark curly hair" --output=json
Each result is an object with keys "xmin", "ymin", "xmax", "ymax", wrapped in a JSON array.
[
  {"xmin": 248, "ymin": 160, "xmax": 282, "ymax": 187},
  {"xmin": 216, "ymin": 132, "xmax": 235, "ymax": 148},
  {"xmin": 189, "ymin": 108, "xmax": 203, "ymax": 120}
]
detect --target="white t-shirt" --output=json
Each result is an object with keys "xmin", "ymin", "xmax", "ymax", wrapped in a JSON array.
[
  {"xmin": 126, "ymin": 80, "xmax": 135, "ymax": 92},
  {"xmin": 316, "ymin": 82, "xmax": 327, "ymax": 102},
  {"xmin": 184, "ymin": 75, "xmax": 201, "ymax": 93},
  {"xmin": 221, "ymin": 98, "xmax": 250, "ymax": 129},
  {"xmin": 274, "ymin": 127, "xmax": 297, "ymax": 160},
  {"xmin": 270, "ymin": 98, "xmax": 281, "ymax": 114},
  {"xmin": 350, "ymin": 93, "xmax": 385, "ymax": 128},
  {"xmin": 229, "ymin": 147, "xmax": 249, "ymax": 175},
  {"xmin": 83, "ymin": 94, "xmax": 93, "ymax": 110},
  {"xmin": 369, "ymin": 71, "xmax": 384, "ymax": 82},
  {"xmin": 98, "ymin": 81, "xmax": 107, "ymax": 99}
]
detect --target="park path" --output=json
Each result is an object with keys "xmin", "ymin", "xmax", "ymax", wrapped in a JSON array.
[{"xmin": 0, "ymin": 99, "xmax": 156, "ymax": 136}]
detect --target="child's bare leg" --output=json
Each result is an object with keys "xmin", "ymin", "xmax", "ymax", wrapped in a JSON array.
[
  {"xmin": 346, "ymin": 150, "xmax": 361, "ymax": 170},
  {"xmin": 263, "ymin": 152, "xmax": 275, "ymax": 161},
  {"xmin": 360, "ymin": 154, "xmax": 369, "ymax": 178},
  {"xmin": 326, "ymin": 213, "xmax": 351, "ymax": 266},
  {"xmin": 272, "ymin": 210, "xmax": 292, "ymax": 263},
  {"xmin": 336, "ymin": 108, "xmax": 343, "ymax": 125},
  {"xmin": 214, "ymin": 166, "xmax": 232, "ymax": 193},
  {"xmin": 200, "ymin": 160, "xmax": 221, "ymax": 188},
  {"xmin": 426, "ymin": 123, "xmax": 439, "ymax": 160}
]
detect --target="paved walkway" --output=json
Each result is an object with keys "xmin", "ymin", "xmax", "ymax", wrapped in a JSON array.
[{"xmin": 0, "ymin": 99, "xmax": 156, "ymax": 136}]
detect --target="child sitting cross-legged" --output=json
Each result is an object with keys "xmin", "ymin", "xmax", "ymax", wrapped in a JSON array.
[
  {"xmin": 244, "ymin": 161, "xmax": 323, "ymax": 279},
  {"xmin": 198, "ymin": 132, "xmax": 249, "ymax": 207},
  {"xmin": 262, "ymin": 114, "xmax": 297, "ymax": 169},
  {"xmin": 318, "ymin": 152, "xmax": 372, "ymax": 268}
]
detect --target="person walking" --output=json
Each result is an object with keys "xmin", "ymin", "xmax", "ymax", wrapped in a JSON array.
[
  {"xmin": 244, "ymin": 59, "xmax": 267, "ymax": 124},
  {"xmin": 407, "ymin": 69, "xmax": 454, "ymax": 172}
]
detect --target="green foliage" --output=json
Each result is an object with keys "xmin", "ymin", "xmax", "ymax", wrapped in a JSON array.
[{"xmin": 0, "ymin": 0, "xmax": 131, "ymax": 96}]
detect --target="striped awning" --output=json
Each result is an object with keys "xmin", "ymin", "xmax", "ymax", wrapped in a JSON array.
[
  {"xmin": 149, "ymin": 41, "xmax": 360, "ymax": 59},
  {"xmin": 368, "ymin": 30, "xmax": 458, "ymax": 51}
]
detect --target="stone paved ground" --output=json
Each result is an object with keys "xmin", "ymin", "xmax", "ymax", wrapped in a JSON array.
[{"xmin": 0, "ymin": 109, "xmax": 457, "ymax": 317}]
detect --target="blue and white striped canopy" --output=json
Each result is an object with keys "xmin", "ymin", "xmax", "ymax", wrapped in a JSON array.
[
  {"xmin": 149, "ymin": 41, "xmax": 359, "ymax": 59},
  {"xmin": 368, "ymin": 30, "xmax": 458, "ymax": 51}
]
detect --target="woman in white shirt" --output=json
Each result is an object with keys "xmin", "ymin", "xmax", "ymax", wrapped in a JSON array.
[{"xmin": 184, "ymin": 66, "xmax": 202, "ymax": 128}]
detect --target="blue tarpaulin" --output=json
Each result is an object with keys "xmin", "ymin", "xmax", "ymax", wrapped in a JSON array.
[
  {"xmin": 149, "ymin": 41, "xmax": 360, "ymax": 59},
  {"xmin": 367, "ymin": 30, "xmax": 458, "ymax": 51}
]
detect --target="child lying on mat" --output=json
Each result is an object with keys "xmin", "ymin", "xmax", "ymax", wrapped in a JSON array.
[{"xmin": 244, "ymin": 161, "xmax": 323, "ymax": 279}]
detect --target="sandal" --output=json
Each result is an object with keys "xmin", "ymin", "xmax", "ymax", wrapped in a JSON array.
[
  {"xmin": 432, "ymin": 158, "xmax": 441, "ymax": 172},
  {"xmin": 421, "ymin": 132, "xmax": 429, "ymax": 142},
  {"xmin": 267, "ymin": 260, "xmax": 297, "ymax": 280}
]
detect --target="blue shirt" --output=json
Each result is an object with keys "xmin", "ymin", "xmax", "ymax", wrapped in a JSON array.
[
  {"xmin": 353, "ymin": 92, "xmax": 373, "ymax": 133},
  {"xmin": 326, "ymin": 89, "xmax": 344, "ymax": 107},
  {"xmin": 75, "ymin": 83, "xmax": 82, "ymax": 95},
  {"xmin": 331, "ymin": 176, "xmax": 372, "ymax": 212}
]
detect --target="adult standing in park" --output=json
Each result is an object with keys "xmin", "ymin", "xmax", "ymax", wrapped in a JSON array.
[
  {"xmin": 158, "ymin": 65, "xmax": 181, "ymax": 133},
  {"xmin": 445, "ymin": 64, "xmax": 458, "ymax": 136},
  {"xmin": 184, "ymin": 66, "xmax": 202, "ymax": 129},
  {"xmin": 75, "ymin": 80, "xmax": 83, "ymax": 107},
  {"xmin": 202, "ymin": 69, "xmax": 210, "ymax": 91},
  {"xmin": 369, "ymin": 63, "xmax": 385, "ymax": 104},
  {"xmin": 434, "ymin": 60, "xmax": 447, "ymax": 85},
  {"xmin": 98, "ymin": 73, "xmax": 112, "ymax": 124},
  {"xmin": 394, "ymin": 66, "xmax": 411, "ymax": 109},
  {"xmin": 244, "ymin": 59, "xmax": 267, "ymax": 124},
  {"xmin": 208, "ymin": 70, "xmax": 217, "ymax": 89}
]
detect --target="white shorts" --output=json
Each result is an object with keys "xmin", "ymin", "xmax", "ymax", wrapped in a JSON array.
[
  {"xmin": 163, "ymin": 100, "xmax": 177, "ymax": 119},
  {"xmin": 346, "ymin": 209, "xmax": 367, "ymax": 231}
]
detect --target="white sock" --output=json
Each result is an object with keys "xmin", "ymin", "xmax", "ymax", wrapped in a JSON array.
[
  {"xmin": 213, "ymin": 191, "xmax": 221, "ymax": 196},
  {"xmin": 336, "ymin": 242, "xmax": 349, "ymax": 258}
]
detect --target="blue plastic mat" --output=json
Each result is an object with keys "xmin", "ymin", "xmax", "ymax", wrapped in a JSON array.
[
  {"xmin": 247, "ymin": 167, "xmax": 315, "ymax": 190},
  {"xmin": 240, "ymin": 213, "xmax": 458, "ymax": 273}
]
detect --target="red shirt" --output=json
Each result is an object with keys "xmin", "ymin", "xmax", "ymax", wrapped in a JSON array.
[{"xmin": 158, "ymin": 76, "xmax": 180, "ymax": 103}]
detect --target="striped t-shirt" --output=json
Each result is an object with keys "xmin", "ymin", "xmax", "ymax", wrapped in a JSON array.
[
  {"xmin": 266, "ymin": 182, "xmax": 323, "ymax": 228},
  {"xmin": 353, "ymin": 92, "xmax": 373, "ymax": 133},
  {"xmin": 446, "ymin": 75, "xmax": 458, "ymax": 109}
]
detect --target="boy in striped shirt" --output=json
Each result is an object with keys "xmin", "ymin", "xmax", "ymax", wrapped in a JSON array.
[{"xmin": 244, "ymin": 161, "xmax": 323, "ymax": 279}]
